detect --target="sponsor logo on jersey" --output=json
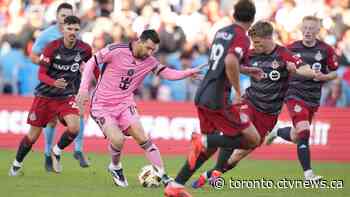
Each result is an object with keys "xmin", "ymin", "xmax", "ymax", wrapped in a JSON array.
[
  {"xmin": 53, "ymin": 62, "xmax": 80, "ymax": 72},
  {"xmin": 234, "ymin": 47, "xmax": 243, "ymax": 59},
  {"xmin": 216, "ymin": 31, "xmax": 233, "ymax": 40},
  {"xmin": 39, "ymin": 54, "xmax": 50, "ymax": 65}
]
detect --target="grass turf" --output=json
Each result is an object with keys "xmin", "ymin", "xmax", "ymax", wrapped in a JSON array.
[{"xmin": 1, "ymin": 149, "xmax": 349, "ymax": 197}]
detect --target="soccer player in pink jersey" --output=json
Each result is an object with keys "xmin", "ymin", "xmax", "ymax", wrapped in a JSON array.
[{"xmin": 76, "ymin": 29, "xmax": 201, "ymax": 187}]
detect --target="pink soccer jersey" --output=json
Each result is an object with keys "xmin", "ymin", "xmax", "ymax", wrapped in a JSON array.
[{"xmin": 80, "ymin": 43, "xmax": 165, "ymax": 107}]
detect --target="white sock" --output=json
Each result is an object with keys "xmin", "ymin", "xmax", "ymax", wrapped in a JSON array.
[
  {"xmin": 53, "ymin": 145, "xmax": 62, "ymax": 155},
  {"xmin": 109, "ymin": 162, "xmax": 122, "ymax": 170},
  {"xmin": 304, "ymin": 169, "xmax": 313, "ymax": 178},
  {"xmin": 13, "ymin": 160, "xmax": 22, "ymax": 167}
]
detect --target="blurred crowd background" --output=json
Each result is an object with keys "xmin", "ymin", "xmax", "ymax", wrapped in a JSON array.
[{"xmin": 0, "ymin": 0, "xmax": 350, "ymax": 107}]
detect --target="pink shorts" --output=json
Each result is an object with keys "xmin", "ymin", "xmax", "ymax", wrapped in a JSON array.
[{"xmin": 90, "ymin": 103, "xmax": 139, "ymax": 135}]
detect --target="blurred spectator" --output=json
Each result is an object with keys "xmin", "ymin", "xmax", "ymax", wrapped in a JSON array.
[{"xmin": 322, "ymin": 78, "xmax": 349, "ymax": 106}]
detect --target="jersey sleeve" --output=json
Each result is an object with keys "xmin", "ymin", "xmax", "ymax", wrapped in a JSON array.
[
  {"xmin": 94, "ymin": 46, "xmax": 114, "ymax": 65},
  {"xmin": 38, "ymin": 41, "xmax": 56, "ymax": 68},
  {"xmin": 83, "ymin": 44, "xmax": 93, "ymax": 62},
  {"xmin": 148, "ymin": 56, "xmax": 166, "ymax": 75},
  {"xmin": 281, "ymin": 48, "xmax": 304, "ymax": 68},
  {"xmin": 32, "ymin": 34, "xmax": 47, "ymax": 55},
  {"xmin": 227, "ymin": 33, "xmax": 249, "ymax": 62},
  {"xmin": 326, "ymin": 45, "xmax": 339, "ymax": 71}
]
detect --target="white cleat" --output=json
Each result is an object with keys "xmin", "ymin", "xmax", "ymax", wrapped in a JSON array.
[
  {"xmin": 108, "ymin": 164, "xmax": 128, "ymax": 187},
  {"xmin": 305, "ymin": 174, "xmax": 323, "ymax": 181},
  {"xmin": 9, "ymin": 164, "xmax": 23, "ymax": 177},
  {"xmin": 50, "ymin": 151, "xmax": 62, "ymax": 173},
  {"xmin": 265, "ymin": 125, "xmax": 279, "ymax": 145}
]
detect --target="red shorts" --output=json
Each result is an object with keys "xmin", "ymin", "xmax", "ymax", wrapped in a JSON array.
[
  {"xmin": 27, "ymin": 96, "xmax": 79, "ymax": 127},
  {"xmin": 286, "ymin": 98, "xmax": 318, "ymax": 127},
  {"xmin": 197, "ymin": 105, "xmax": 250, "ymax": 137},
  {"xmin": 240, "ymin": 101, "xmax": 278, "ymax": 143}
]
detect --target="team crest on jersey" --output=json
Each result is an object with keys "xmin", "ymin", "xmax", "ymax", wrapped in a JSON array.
[
  {"xmin": 294, "ymin": 104, "xmax": 302, "ymax": 113},
  {"xmin": 127, "ymin": 69, "xmax": 135, "ymax": 76},
  {"xmin": 29, "ymin": 113, "xmax": 37, "ymax": 121},
  {"xmin": 271, "ymin": 60, "xmax": 280, "ymax": 69},
  {"xmin": 315, "ymin": 51, "xmax": 323, "ymax": 61},
  {"xmin": 55, "ymin": 54, "xmax": 61, "ymax": 60},
  {"xmin": 74, "ymin": 53, "xmax": 81, "ymax": 62}
]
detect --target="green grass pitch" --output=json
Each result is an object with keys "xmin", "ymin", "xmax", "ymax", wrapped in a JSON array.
[{"xmin": 1, "ymin": 149, "xmax": 349, "ymax": 197}]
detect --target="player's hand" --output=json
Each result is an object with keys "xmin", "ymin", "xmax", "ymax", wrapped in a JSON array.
[
  {"xmin": 54, "ymin": 78, "xmax": 67, "ymax": 89},
  {"xmin": 314, "ymin": 71, "xmax": 327, "ymax": 81},
  {"xmin": 76, "ymin": 91, "xmax": 89, "ymax": 110},
  {"xmin": 286, "ymin": 62, "xmax": 297, "ymax": 74},
  {"xmin": 190, "ymin": 64, "xmax": 208, "ymax": 80}
]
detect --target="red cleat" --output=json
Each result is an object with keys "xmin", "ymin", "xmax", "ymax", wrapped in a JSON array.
[
  {"xmin": 164, "ymin": 185, "xmax": 192, "ymax": 197},
  {"xmin": 188, "ymin": 133, "xmax": 204, "ymax": 170}
]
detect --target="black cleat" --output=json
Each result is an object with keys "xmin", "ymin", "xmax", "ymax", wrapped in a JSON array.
[
  {"xmin": 73, "ymin": 151, "xmax": 90, "ymax": 168},
  {"xmin": 45, "ymin": 155, "xmax": 53, "ymax": 172}
]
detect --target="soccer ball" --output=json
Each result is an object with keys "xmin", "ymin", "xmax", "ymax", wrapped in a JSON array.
[{"xmin": 138, "ymin": 165, "xmax": 162, "ymax": 188}]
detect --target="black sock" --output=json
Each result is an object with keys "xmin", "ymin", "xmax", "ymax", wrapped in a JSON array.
[
  {"xmin": 16, "ymin": 136, "xmax": 34, "ymax": 163},
  {"xmin": 175, "ymin": 148, "xmax": 216, "ymax": 185},
  {"xmin": 297, "ymin": 138, "xmax": 311, "ymax": 171},
  {"xmin": 206, "ymin": 161, "xmax": 237, "ymax": 178},
  {"xmin": 207, "ymin": 134, "xmax": 242, "ymax": 149},
  {"xmin": 57, "ymin": 131, "xmax": 78, "ymax": 150},
  {"xmin": 277, "ymin": 127, "xmax": 292, "ymax": 142},
  {"xmin": 214, "ymin": 148, "xmax": 234, "ymax": 172}
]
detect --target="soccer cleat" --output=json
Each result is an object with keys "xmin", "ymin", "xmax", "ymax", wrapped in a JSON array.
[
  {"xmin": 164, "ymin": 185, "xmax": 192, "ymax": 197},
  {"xmin": 161, "ymin": 174, "xmax": 174, "ymax": 186},
  {"xmin": 73, "ymin": 151, "xmax": 90, "ymax": 168},
  {"xmin": 188, "ymin": 133, "xmax": 204, "ymax": 170},
  {"xmin": 191, "ymin": 174, "xmax": 207, "ymax": 189},
  {"xmin": 44, "ymin": 155, "xmax": 53, "ymax": 172},
  {"xmin": 265, "ymin": 125, "xmax": 278, "ymax": 145},
  {"xmin": 50, "ymin": 151, "xmax": 62, "ymax": 173},
  {"xmin": 305, "ymin": 170, "xmax": 323, "ymax": 181},
  {"xmin": 9, "ymin": 164, "xmax": 23, "ymax": 177},
  {"xmin": 208, "ymin": 170, "xmax": 222, "ymax": 187},
  {"xmin": 108, "ymin": 165, "xmax": 128, "ymax": 187}
]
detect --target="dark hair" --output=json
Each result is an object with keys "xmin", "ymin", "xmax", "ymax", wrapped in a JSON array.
[
  {"xmin": 233, "ymin": 0, "xmax": 256, "ymax": 23},
  {"xmin": 56, "ymin": 3, "xmax": 73, "ymax": 14},
  {"xmin": 64, "ymin": 15, "xmax": 80, "ymax": 25},
  {"xmin": 140, "ymin": 29, "xmax": 160, "ymax": 44},
  {"xmin": 248, "ymin": 21, "xmax": 274, "ymax": 38}
]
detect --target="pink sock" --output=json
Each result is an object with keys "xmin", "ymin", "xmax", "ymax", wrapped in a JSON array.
[
  {"xmin": 109, "ymin": 144, "xmax": 121, "ymax": 166},
  {"xmin": 140, "ymin": 140, "xmax": 164, "ymax": 170}
]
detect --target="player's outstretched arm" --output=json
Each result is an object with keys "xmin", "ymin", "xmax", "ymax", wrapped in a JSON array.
[
  {"xmin": 294, "ymin": 64, "xmax": 316, "ymax": 78},
  {"xmin": 225, "ymin": 53, "xmax": 241, "ymax": 99},
  {"xmin": 158, "ymin": 66, "xmax": 200, "ymax": 80},
  {"xmin": 314, "ymin": 71, "xmax": 337, "ymax": 81},
  {"xmin": 76, "ymin": 57, "xmax": 97, "ymax": 107},
  {"xmin": 240, "ymin": 65, "xmax": 264, "ymax": 80}
]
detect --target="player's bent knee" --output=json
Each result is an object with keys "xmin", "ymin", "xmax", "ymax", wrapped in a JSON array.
[
  {"xmin": 66, "ymin": 123, "xmax": 80, "ymax": 134},
  {"xmin": 295, "ymin": 121, "xmax": 310, "ymax": 141}
]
